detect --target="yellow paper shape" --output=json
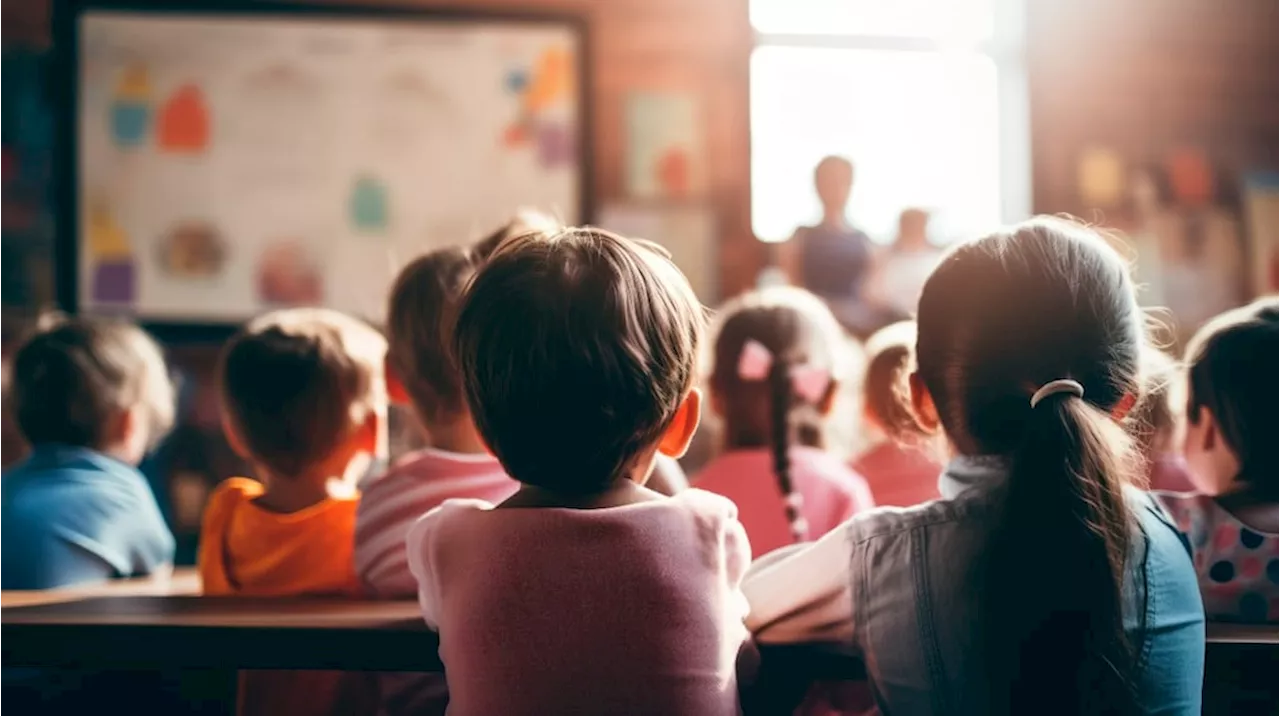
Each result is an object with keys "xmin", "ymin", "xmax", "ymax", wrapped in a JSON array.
[
  {"xmin": 87, "ymin": 204, "xmax": 132, "ymax": 260},
  {"xmin": 524, "ymin": 46, "xmax": 573, "ymax": 114},
  {"xmin": 115, "ymin": 64, "xmax": 152, "ymax": 101},
  {"xmin": 1077, "ymin": 147, "xmax": 1125, "ymax": 207}
]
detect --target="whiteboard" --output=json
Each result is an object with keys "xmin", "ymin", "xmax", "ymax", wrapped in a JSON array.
[{"xmin": 75, "ymin": 9, "xmax": 585, "ymax": 322}]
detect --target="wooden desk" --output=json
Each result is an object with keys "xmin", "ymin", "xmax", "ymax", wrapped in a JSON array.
[
  {"xmin": 2, "ymin": 592, "xmax": 1274, "ymax": 675},
  {"xmin": 2, "ymin": 596, "xmax": 441, "ymax": 672},
  {"xmin": 0, "ymin": 568, "xmax": 201, "ymax": 608}
]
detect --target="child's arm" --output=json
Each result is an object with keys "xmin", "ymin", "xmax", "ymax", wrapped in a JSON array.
[{"xmin": 742, "ymin": 523, "xmax": 854, "ymax": 645}]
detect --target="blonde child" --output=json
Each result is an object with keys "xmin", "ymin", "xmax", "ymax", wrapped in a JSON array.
[
  {"xmin": 694, "ymin": 287, "xmax": 874, "ymax": 555},
  {"xmin": 2, "ymin": 316, "xmax": 175, "ymax": 589},
  {"xmin": 850, "ymin": 321, "xmax": 942, "ymax": 507},
  {"xmin": 1157, "ymin": 298, "xmax": 1278, "ymax": 623},
  {"xmin": 1133, "ymin": 345, "xmax": 1196, "ymax": 492},
  {"xmin": 406, "ymin": 227, "xmax": 751, "ymax": 715},
  {"xmin": 199, "ymin": 308, "xmax": 387, "ymax": 715}
]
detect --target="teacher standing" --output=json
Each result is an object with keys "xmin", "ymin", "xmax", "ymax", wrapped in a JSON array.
[{"xmin": 788, "ymin": 156, "xmax": 878, "ymax": 336}]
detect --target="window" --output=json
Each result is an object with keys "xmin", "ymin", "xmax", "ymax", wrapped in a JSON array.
[{"xmin": 750, "ymin": 0, "xmax": 1029, "ymax": 244}]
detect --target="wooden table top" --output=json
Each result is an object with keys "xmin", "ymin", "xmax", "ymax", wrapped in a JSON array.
[{"xmin": 2, "ymin": 588, "xmax": 1274, "ymax": 672}]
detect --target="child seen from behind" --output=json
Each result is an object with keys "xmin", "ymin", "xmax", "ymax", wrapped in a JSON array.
[
  {"xmin": 1133, "ymin": 346, "xmax": 1196, "ymax": 493},
  {"xmin": 1157, "ymin": 298, "xmax": 1279, "ymax": 623},
  {"xmin": 850, "ymin": 321, "xmax": 942, "ymax": 507},
  {"xmin": 199, "ymin": 308, "xmax": 387, "ymax": 715},
  {"xmin": 695, "ymin": 287, "xmax": 874, "ymax": 555},
  {"xmin": 2, "ymin": 316, "xmax": 175, "ymax": 590},
  {"xmin": 406, "ymin": 227, "xmax": 752, "ymax": 716}
]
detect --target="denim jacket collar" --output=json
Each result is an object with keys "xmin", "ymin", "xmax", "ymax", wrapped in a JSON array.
[{"xmin": 937, "ymin": 455, "xmax": 1010, "ymax": 500}]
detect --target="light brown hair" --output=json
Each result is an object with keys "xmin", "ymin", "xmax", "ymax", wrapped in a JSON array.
[
  {"xmin": 1129, "ymin": 345, "xmax": 1182, "ymax": 462},
  {"xmin": 386, "ymin": 212, "xmax": 556, "ymax": 425},
  {"xmin": 220, "ymin": 308, "xmax": 386, "ymax": 476},
  {"xmin": 8, "ymin": 315, "xmax": 174, "ymax": 452},
  {"xmin": 860, "ymin": 320, "xmax": 919, "ymax": 438},
  {"xmin": 454, "ymin": 227, "xmax": 703, "ymax": 494}
]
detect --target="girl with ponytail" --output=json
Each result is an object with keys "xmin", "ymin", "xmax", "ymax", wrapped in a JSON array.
[
  {"xmin": 743, "ymin": 218, "xmax": 1205, "ymax": 715},
  {"xmin": 695, "ymin": 287, "xmax": 874, "ymax": 555}
]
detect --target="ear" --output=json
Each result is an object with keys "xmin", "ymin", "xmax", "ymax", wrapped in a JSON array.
[
  {"xmin": 1194, "ymin": 405, "xmax": 1218, "ymax": 451},
  {"xmin": 658, "ymin": 389, "xmax": 702, "ymax": 458},
  {"xmin": 816, "ymin": 379, "xmax": 841, "ymax": 417},
  {"xmin": 384, "ymin": 355, "xmax": 411, "ymax": 406},
  {"xmin": 909, "ymin": 371, "xmax": 941, "ymax": 434},
  {"xmin": 221, "ymin": 411, "xmax": 252, "ymax": 460}
]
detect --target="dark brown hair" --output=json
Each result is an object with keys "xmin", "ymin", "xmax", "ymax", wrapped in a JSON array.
[
  {"xmin": 454, "ymin": 227, "xmax": 703, "ymax": 494},
  {"xmin": 220, "ymin": 308, "xmax": 386, "ymax": 476},
  {"xmin": 710, "ymin": 287, "xmax": 846, "ymax": 542},
  {"xmin": 387, "ymin": 212, "xmax": 558, "ymax": 425},
  {"xmin": 913, "ymin": 217, "xmax": 1144, "ymax": 715},
  {"xmin": 1184, "ymin": 297, "xmax": 1278, "ymax": 498},
  {"xmin": 860, "ymin": 320, "xmax": 919, "ymax": 438},
  {"xmin": 8, "ymin": 315, "xmax": 174, "ymax": 452}
]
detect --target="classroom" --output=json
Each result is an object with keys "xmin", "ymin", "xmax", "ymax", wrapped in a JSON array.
[{"xmin": 1, "ymin": 0, "xmax": 1277, "ymax": 714}]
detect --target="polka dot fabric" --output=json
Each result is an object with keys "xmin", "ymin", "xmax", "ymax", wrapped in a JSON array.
[{"xmin": 1156, "ymin": 491, "xmax": 1279, "ymax": 623}]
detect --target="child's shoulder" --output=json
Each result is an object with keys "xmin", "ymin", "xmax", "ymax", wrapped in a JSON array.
[
  {"xmin": 208, "ymin": 477, "xmax": 265, "ymax": 504},
  {"xmin": 669, "ymin": 487, "xmax": 741, "ymax": 522}
]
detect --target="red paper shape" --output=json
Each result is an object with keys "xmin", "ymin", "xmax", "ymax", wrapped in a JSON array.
[
  {"xmin": 657, "ymin": 146, "xmax": 691, "ymax": 198},
  {"xmin": 157, "ymin": 84, "xmax": 210, "ymax": 154}
]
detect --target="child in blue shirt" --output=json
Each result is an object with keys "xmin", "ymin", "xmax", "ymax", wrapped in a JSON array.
[{"xmin": 2, "ymin": 316, "xmax": 176, "ymax": 590}]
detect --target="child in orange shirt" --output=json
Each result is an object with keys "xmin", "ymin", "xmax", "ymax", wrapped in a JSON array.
[{"xmin": 199, "ymin": 307, "xmax": 387, "ymax": 715}]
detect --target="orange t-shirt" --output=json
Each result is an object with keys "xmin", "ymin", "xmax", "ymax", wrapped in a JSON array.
[
  {"xmin": 198, "ymin": 477, "xmax": 362, "ymax": 597},
  {"xmin": 198, "ymin": 478, "xmax": 371, "ymax": 716}
]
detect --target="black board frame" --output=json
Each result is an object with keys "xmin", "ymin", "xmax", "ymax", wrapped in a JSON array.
[{"xmin": 52, "ymin": 0, "xmax": 594, "ymax": 343}]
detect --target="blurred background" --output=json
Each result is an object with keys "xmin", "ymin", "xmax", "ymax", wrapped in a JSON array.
[{"xmin": 2, "ymin": 0, "xmax": 1276, "ymax": 562}]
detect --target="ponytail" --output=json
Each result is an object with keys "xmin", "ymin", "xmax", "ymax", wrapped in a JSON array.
[
  {"xmin": 768, "ymin": 359, "xmax": 807, "ymax": 543},
  {"xmin": 983, "ymin": 391, "xmax": 1140, "ymax": 716}
]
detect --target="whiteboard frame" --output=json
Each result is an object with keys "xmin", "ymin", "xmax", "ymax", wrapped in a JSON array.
[{"xmin": 53, "ymin": 0, "xmax": 593, "ymax": 341}]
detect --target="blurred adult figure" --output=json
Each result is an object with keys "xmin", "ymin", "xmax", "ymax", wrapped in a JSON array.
[
  {"xmin": 867, "ymin": 208, "xmax": 943, "ymax": 319},
  {"xmin": 787, "ymin": 156, "xmax": 878, "ymax": 335}
]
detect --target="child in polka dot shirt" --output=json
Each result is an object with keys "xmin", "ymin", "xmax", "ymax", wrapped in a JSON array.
[{"xmin": 1156, "ymin": 298, "xmax": 1278, "ymax": 623}]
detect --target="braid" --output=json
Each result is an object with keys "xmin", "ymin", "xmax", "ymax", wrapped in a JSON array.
[{"xmin": 768, "ymin": 360, "xmax": 807, "ymax": 542}]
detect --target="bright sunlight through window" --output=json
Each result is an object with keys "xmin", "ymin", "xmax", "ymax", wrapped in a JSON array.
[{"xmin": 750, "ymin": 0, "xmax": 1026, "ymax": 244}]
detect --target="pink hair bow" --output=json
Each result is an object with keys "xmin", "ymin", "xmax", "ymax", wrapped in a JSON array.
[{"xmin": 736, "ymin": 339, "xmax": 832, "ymax": 404}]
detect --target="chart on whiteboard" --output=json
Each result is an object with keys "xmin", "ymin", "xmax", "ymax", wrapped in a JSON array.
[{"xmin": 78, "ymin": 11, "xmax": 582, "ymax": 321}]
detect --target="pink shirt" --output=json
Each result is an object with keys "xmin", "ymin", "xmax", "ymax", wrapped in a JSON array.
[
  {"xmin": 851, "ymin": 441, "xmax": 942, "ymax": 508},
  {"xmin": 355, "ymin": 448, "xmax": 517, "ymax": 597},
  {"xmin": 695, "ymin": 446, "xmax": 875, "ymax": 556},
  {"xmin": 406, "ymin": 490, "xmax": 752, "ymax": 716}
]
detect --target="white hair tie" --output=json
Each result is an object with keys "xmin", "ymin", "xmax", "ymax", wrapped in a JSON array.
[{"xmin": 1030, "ymin": 379, "xmax": 1084, "ymax": 408}]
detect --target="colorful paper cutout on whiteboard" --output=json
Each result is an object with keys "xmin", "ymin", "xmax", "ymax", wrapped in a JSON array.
[
  {"xmin": 156, "ymin": 220, "xmax": 227, "ymax": 278},
  {"xmin": 157, "ymin": 84, "xmax": 211, "ymax": 154},
  {"xmin": 624, "ymin": 92, "xmax": 705, "ymax": 199},
  {"xmin": 350, "ymin": 176, "xmax": 389, "ymax": 232},
  {"xmin": 87, "ymin": 203, "xmax": 132, "ymax": 260},
  {"xmin": 502, "ymin": 44, "xmax": 576, "ymax": 160},
  {"xmin": 257, "ymin": 240, "xmax": 323, "ymax": 305},
  {"xmin": 536, "ymin": 122, "xmax": 575, "ymax": 169},
  {"xmin": 110, "ymin": 65, "xmax": 152, "ymax": 148},
  {"xmin": 92, "ymin": 261, "xmax": 136, "ymax": 304}
]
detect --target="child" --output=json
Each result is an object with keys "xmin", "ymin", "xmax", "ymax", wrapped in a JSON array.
[
  {"xmin": 1157, "ymin": 298, "xmax": 1279, "ymax": 623},
  {"xmin": 199, "ymin": 308, "xmax": 386, "ymax": 715},
  {"xmin": 355, "ymin": 223, "xmax": 526, "ymax": 599},
  {"xmin": 2, "ymin": 316, "xmax": 175, "ymax": 590},
  {"xmin": 742, "ymin": 218, "xmax": 1205, "ymax": 714},
  {"xmin": 695, "ymin": 286, "xmax": 874, "ymax": 555},
  {"xmin": 1133, "ymin": 345, "xmax": 1196, "ymax": 492},
  {"xmin": 850, "ymin": 320, "xmax": 942, "ymax": 507},
  {"xmin": 406, "ymin": 227, "xmax": 751, "ymax": 715}
]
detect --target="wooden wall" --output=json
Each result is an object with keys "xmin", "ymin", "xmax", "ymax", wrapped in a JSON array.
[{"xmin": 1027, "ymin": 0, "xmax": 1279, "ymax": 215}]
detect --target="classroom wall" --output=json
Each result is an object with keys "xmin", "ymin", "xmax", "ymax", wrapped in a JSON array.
[
  {"xmin": 1027, "ymin": 0, "xmax": 1279, "ymax": 215},
  {"xmin": 0, "ymin": 0, "xmax": 762, "ymax": 302}
]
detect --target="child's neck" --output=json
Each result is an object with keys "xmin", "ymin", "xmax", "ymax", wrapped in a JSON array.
[
  {"xmin": 252, "ymin": 467, "xmax": 347, "ymax": 514},
  {"xmin": 424, "ymin": 415, "xmax": 488, "ymax": 455},
  {"xmin": 500, "ymin": 477, "xmax": 664, "ymax": 510}
]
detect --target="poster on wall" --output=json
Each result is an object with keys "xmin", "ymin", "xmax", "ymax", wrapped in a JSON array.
[
  {"xmin": 1242, "ymin": 172, "xmax": 1279, "ymax": 297},
  {"xmin": 73, "ymin": 8, "xmax": 586, "ymax": 323},
  {"xmin": 624, "ymin": 92, "xmax": 706, "ymax": 200}
]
